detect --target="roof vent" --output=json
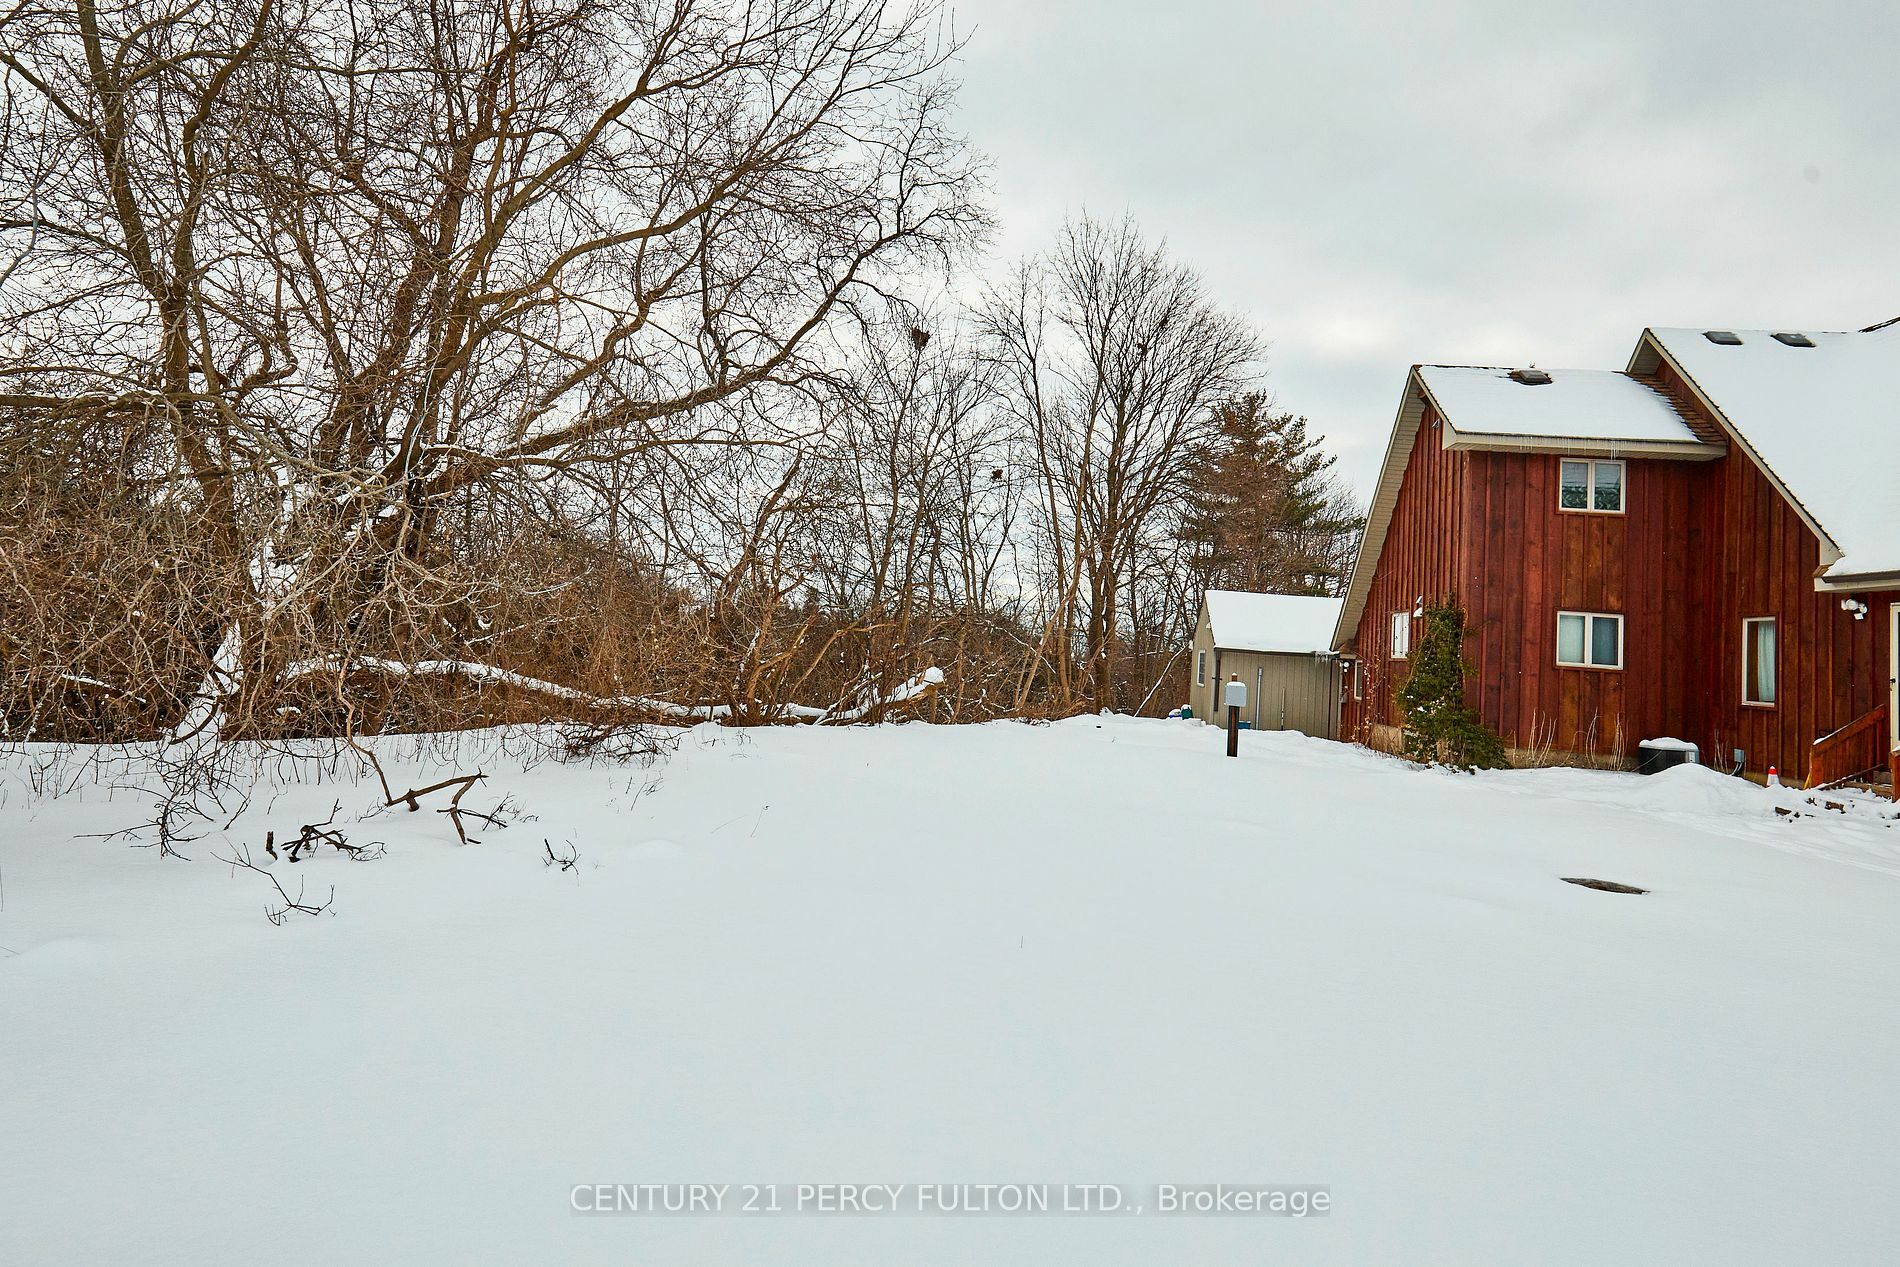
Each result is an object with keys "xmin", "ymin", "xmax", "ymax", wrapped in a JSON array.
[
  {"xmin": 1508, "ymin": 368, "xmax": 1553, "ymax": 385},
  {"xmin": 1703, "ymin": 330, "xmax": 1743, "ymax": 345},
  {"xmin": 1771, "ymin": 331, "xmax": 1815, "ymax": 347}
]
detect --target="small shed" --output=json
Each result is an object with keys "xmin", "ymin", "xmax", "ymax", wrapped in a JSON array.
[{"xmin": 1189, "ymin": 590, "xmax": 1346, "ymax": 739}]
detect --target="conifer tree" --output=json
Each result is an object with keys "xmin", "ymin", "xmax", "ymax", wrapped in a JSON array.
[
  {"xmin": 1397, "ymin": 598, "xmax": 1507, "ymax": 772},
  {"xmin": 1180, "ymin": 394, "xmax": 1363, "ymax": 597}
]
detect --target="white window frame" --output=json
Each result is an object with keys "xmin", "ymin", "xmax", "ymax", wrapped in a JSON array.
[
  {"xmin": 1556, "ymin": 610, "xmax": 1624, "ymax": 670},
  {"xmin": 1558, "ymin": 457, "xmax": 1626, "ymax": 515},
  {"xmin": 1195, "ymin": 649, "xmax": 1206, "ymax": 687},
  {"xmin": 1742, "ymin": 616, "xmax": 1777, "ymax": 708},
  {"xmin": 1351, "ymin": 660, "xmax": 1363, "ymax": 701},
  {"xmin": 1390, "ymin": 611, "xmax": 1411, "ymax": 660}
]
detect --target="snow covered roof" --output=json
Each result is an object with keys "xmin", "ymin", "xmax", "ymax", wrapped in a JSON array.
[
  {"xmin": 1415, "ymin": 366, "xmax": 1709, "ymax": 447},
  {"xmin": 1204, "ymin": 591, "xmax": 1343, "ymax": 655},
  {"xmin": 1643, "ymin": 323, "xmax": 1900, "ymax": 584},
  {"xmin": 1330, "ymin": 362, "xmax": 1720, "ymax": 655}
]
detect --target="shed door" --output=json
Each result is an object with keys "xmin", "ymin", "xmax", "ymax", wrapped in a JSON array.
[
  {"xmin": 1279, "ymin": 661, "xmax": 1318, "ymax": 736},
  {"xmin": 1248, "ymin": 656, "xmax": 1337, "ymax": 739}
]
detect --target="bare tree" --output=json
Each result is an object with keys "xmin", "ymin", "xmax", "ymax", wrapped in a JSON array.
[
  {"xmin": 983, "ymin": 215, "xmax": 1259, "ymax": 713},
  {"xmin": 4, "ymin": 7, "xmax": 1361, "ymax": 749},
  {"xmin": 0, "ymin": 0, "xmax": 988, "ymax": 740}
]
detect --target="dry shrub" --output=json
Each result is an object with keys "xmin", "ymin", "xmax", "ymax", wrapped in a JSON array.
[{"xmin": 0, "ymin": 407, "xmax": 245, "ymax": 740}]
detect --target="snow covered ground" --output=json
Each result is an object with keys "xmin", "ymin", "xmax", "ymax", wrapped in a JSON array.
[{"xmin": 5, "ymin": 717, "xmax": 1900, "ymax": 1264}]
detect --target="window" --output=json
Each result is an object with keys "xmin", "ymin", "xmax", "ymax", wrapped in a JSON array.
[
  {"xmin": 1196, "ymin": 649, "xmax": 1206, "ymax": 687},
  {"xmin": 1743, "ymin": 617, "xmax": 1776, "ymax": 706},
  {"xmin": 1351, "ymin": 661, "xmax": 1363, "ymax": 701},
  {"xmin": 1557, "ymin": 611, "xmax": 1623, "ymax": 669},
  {"xmin": 1390, "ymin": 611, "xmax": 1411, "ymax": 660},
  {"xmin": 1559, "ymin": 458, "xmax": 1624, "ymax": 513}
]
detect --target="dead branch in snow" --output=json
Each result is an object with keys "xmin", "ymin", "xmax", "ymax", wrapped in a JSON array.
[
  {"xmin": 388, "ymin": 772, "xmax": 485, "ymax": 814},
  {"xmin": 216, "ymin": 843, "xmax": 335, "ymax": 926},
  {"xmin": 452, "ymin": 794, "xmax": 520, "ymax": 843},
  {"xmin": 378, "ymin": 771, "xmax": 488, "ymax": 844},
  {"xmin": 543, "ymin": 839, "xmax": 579, "ymax": 874},
  {"xmin": 263, "ymin": 801, "xmax": 384, "ymax": 862}
]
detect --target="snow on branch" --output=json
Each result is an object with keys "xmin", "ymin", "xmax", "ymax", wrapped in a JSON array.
[
  {"xmin": 281, "ymin": 657, "xmax": 726, "ymax": 720},
  {"xmin": 820, "ymin": 666, "xmax": 946, "ymax": 723},
  {"xmin": 280, "ymin": 658, "xmax": 945, "ymax": 726}
]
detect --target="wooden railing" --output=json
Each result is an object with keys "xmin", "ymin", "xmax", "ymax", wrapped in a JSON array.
[{"xmin": 1808, "ymin": 703, "xmax": 1891, "ymax": 790}]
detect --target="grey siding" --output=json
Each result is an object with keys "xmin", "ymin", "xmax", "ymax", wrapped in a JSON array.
[{"xmin": 1188, "ymin": 598, "xmax": 1344, "ymax": 739}]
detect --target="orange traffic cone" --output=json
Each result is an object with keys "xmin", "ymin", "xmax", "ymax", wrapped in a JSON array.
[{"xmin": 1767, "ymin": 765, "xmax": 1782, "ymax": 788}]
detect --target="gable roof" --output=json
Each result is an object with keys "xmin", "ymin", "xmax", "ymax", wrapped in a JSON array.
[
  {"xmin": 1330, "ymin": 363, "xmax": 1724, "ymax": 652},
  {"xmin": 1204, "ymin": 591, "xmax": 1342, "ymax": 655},
  {"xmin": 1636, "ymin": 323, "xmax": 1900, "ymax": 586},
  {"xmin": 1333, "ymin": 317, "xmax": 1900, "ymax": 653},
  {"xmin": 1415, "ymin": 366, "xmax": 1712, "ymax": 449}
]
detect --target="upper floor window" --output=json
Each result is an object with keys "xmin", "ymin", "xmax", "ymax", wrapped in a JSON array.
[
  {"xmin": 1560, "ymin": 458, "xmax": 1624, "ymax": 513},
  {"xmin": 1390, "ymin": 610, "xmax": 1411, "ymax": 660},
  {"xmin": 1743, "ymin": 617, "xmax": 1776, "ymax": 706}
]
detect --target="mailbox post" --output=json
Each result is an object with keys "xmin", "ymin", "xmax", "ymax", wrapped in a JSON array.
[{"xmin": 1224, "ymin": 675, "xmax": 1247, "ymax": 757}]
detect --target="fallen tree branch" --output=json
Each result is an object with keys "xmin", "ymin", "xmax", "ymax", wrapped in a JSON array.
[
  {"xmin": 819, "ymin": 666, "xmax": 946, "ymax": 724},
  {"xmin": 262, "ymin": 801, "xmax": 385, "ymax": 862},
  {"xmin": 390, "ymin": 772, "xmax": 485, "ymax": 813},
  {"xmin": 283, "ymin": 657, "xmax": 729, "ymax": 720},
  {"xmin": 281, "ymin": 657, "xmax": 946, "ymax": 727},
  {"xmin": 376, "ymin": 771, "xmax": 489, "ymax": 844}
]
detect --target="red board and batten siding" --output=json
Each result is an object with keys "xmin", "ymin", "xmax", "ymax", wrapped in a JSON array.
[
  {"xmin": 1348, "ymin": 401, "xmax": 1465, "ymax": 740},
  {"xmin": 1684, "ymin": 430, "xmax": 1896, "ymax": 778},
  {"xmin": 1340, "ymin": 391, "xmax": 1897, "ymax": 780},
  {"xmin": 1457, "ymin": 447, "xmax": 1703, "ymax": 762},
  {"xmin": 1650, "ymin": 354, "xmax": 1896, "ymax": 779}
]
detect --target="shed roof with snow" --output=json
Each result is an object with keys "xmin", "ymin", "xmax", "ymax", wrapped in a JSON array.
[
  {"xmin": 1203, "ymin": 591, "xmax": 1343, "ymax": 656},
  {"xmin": 1638, "ymin": 322, "xmax": 1900, "ymax": 585}
]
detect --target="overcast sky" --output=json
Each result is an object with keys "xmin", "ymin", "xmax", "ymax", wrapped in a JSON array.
[{"xmin": 945, "ymin": 0, "xmax": 1900, "ymax": 497}]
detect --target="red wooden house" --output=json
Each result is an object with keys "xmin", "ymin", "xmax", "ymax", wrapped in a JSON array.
[{"xmin": 1332, "ymin": 319, "xmax": 1900, "ymax": 793}]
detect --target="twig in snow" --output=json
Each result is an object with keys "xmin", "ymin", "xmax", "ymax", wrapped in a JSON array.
[
  {"xmin": 543, "ymin": 839, "xmax": 579, "ymax": 873},
  {"xmin": 81, "ymin": 744, "xmax": 251, "ymax": 861},
  {"xmin": 215, "ymin": 843, "xmax": 335, "ymax": 925},
  {"xmin": 449, "ymin": 793, "xmax": 518, "ymax": 836}
]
